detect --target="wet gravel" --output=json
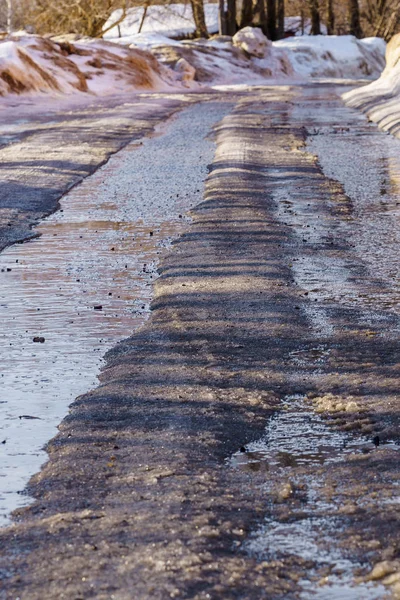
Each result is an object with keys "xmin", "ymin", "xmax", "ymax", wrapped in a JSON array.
[
  {"xmin": 0, "ymin": 101, "xmax": 232, "ymax": 524},
  {"xmin": 0, "ymin": 85, "xmax": 400, "ymax": 599}
]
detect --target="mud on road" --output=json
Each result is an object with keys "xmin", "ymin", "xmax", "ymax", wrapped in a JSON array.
[{"xmin": 0, "ymin": 85, "xmax": 400, "ymax": 599}]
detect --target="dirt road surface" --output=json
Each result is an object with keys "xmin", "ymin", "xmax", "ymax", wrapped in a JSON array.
[{"xmin": 0, "ymin": 85, "xmax": 399, "ymax": 599}]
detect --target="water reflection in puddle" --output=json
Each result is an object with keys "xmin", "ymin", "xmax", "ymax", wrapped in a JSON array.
[
  {"xmin": 0, "ymin": 102, "xmax": 231, "ymax": 524},
  {"xmin": 230, "ymin": 395, "xmax": 395, "ymax": 599},
  {"xmin": 231, "ymin": 396, "xmax": 378, "ymax": 472}
]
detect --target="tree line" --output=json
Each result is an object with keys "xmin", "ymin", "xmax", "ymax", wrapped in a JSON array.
[{"xmin": 1, "ymin": 0, "xmax": 399, "ymax": 40}]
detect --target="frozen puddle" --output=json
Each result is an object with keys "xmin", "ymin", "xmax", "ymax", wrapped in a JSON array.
[
  {"xmin": 230, "ymin": 396, "xmax": 394, "ymax": 599},
  {"xmin": 0, "ymin": 101, "xmax": 231, "ymax": 525}
]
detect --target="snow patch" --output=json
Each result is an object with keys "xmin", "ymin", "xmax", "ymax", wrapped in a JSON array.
[
  {"xmin": 104, "ymin": 3, "xmax": 219, "ymax": 40},
  {"xmin": 275, "ymin": 35, "xmax": 386, "ymax": 79},
  {"xmin": 343, "ymin": 33, "xmax": 400, "ymax": 137},
  {"xmin": 0, "ymin": 34, "xmax": 188, "ymax": 97}
]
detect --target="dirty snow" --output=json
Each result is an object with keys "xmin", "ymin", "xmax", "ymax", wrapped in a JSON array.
[
  {"xmin": 0, "ymin": 24, "xmax": 387, "ymax": 99},
  {"xmin": 0, "ymin": 34, "xmax": 188, "ymax": 98}
]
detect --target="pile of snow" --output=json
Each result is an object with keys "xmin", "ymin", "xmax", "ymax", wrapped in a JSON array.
[
  {"xmin": 104, "ymin": 3, "xmax": 219, "ymax": 41},
  {"xmin": 133, "ymin": 30, "xmax": 294, "ymax": 85},
  {"xmin": 275, "ymin": 35, "xmax": 386, "ymax": 79},
  {"xmin": 120, "ymin": 29, "xmax": 385, "ymax": 85},
  {"xmin": 104, "ymin": 4, "xmax": 386, "ymax": 83},
  {"xmin": 0, "ymin": 28, "xmax": 387, "ymax": 98},
  {"xmin": 0, "ymin": 34, "xmax": 188, "ymax": 97},
  {"xmin": 343, "ymin": 33, "xmax": 400, "ymax": 136}
]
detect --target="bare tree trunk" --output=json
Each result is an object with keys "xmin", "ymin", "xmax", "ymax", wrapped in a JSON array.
[
  {"xmin": 256, "ymin": 0, "xmax": 267, "ymax": 34},
  {"xmin": 218, "ymin": 0, "xmax": 227, "ymax": 34},
  {"xmin": 277, "ymin": 0, "xmax": 284, "ymax": 38},
  {"xmin": 307, "ymin": 0, "xmax": 321, "ymax": 34},
  {"xmin": 382, "ymin": 5, "xmax": 400, "ymax": 39},
  {"xmin": 6, "ymin": 0, "xmax": 12, "ymax": 34},
  {"xmin": 240, "ymin": 0, "xmax": 253, "ymax": 28},
  {"xmin": 326, "ymin": 0, "xmax": 335, "ymax": 34},
  {"xmin": 226, "ymin": 0, "xmax": 237, "ymax": 35},
  {"xmin": 348, "ymin": 0, "xmax": 362, "ymax": 37},
  {"xmin": 190, "ymin": 0, "xmax": 209, "ymax": 37},
  {"xmin": 138, "ymin": 1, "xmax": 150, "ymax": 34},
  {"xmin": 300, "ymin": 3, "xmax": 305, "ymax": 34},
  {"xmin": 266, "ymin": 0, "xmax": 277, "ymax": 39}
]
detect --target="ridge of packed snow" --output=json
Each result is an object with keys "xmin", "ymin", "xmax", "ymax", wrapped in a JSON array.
[{"xmin": 343, "ymin": 33, "xmax": 400, "ymax": 137}]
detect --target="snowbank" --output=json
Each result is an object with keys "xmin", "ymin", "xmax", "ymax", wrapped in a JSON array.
[
  {"xmin": 0, "ymin": 34, "xmax": 186, "ymax": 97},
  {"xmin": 104, "ymin": 4, "xmax": 386, "ymax": 83},
  {"xmin": 122, "ymin": 30, "xmax": 385, "ymax": 85},
  {"xmin": 0, "ymin": 29, "xmax": 387, "ymax": 99},
  {"xmin": 104, "ymin": 3, "xmax": 219, "ymax": 40},
  {"xmin": 133, "ymin": 32, "xmax": 294, "ymax": 85},
  {"xmin": 275, "ymin": 35, "xmax": 386, "ymax": 79},
  {"xmin": 343, "ymin": 34, "xmax": 400, "ymax": 136}
]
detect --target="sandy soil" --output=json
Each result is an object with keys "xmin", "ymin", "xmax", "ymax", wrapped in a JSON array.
[{"xmin": 0, "ymin": 85, "xmax": 399, "ymax": 599}]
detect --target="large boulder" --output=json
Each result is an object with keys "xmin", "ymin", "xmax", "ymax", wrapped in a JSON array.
[{"xmin": 232, "ymin": 27, "xmax": 271, "ymax": 58}]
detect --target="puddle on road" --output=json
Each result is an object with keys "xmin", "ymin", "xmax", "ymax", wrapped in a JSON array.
[
  {"xmin": 0, "ymin": 101, "xmax": 231, "ymax": 525},
  {"xmin": 230, "ymin": 395, "xmax": 395, "ymax": 599}
]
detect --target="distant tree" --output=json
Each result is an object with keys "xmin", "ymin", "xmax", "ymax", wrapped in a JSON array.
[
  {"xmin": 326, "ymin": 0, "xmax": 335, "ymax": 33},
  {"xmin": 348, "ymin": 0, "xmax": 362, "ymax": 36},
  {"xmin": 14, "ymin": 0, "xmax": 131, "ymax": 38},
  {"xmin": 307, "ymin": 0, "xmax": 321, "ymax": 33},
  {"xmin": 362, "ymin": 0, "xmax": 400, "ymax": 38},
  {"xmin": 240, "ymin": 0, "xmax": 254, "ymax": 28},
  {"xmin": 6, "ymin": 0, "xmax": 12, "ymax": 32},
  {"xmin": 190, "ymin": 0, "xmax": 208, "ymax": 37},
  {"xmin": 277, "ymin": 0, "xmax": 285, "ymax": 38},
  {"xmin": 266, "ymin": 0, "xmax": 277, "ymax": 39},
  {"xmin": 218, "ymin": 0, "xmax": 227, "ymax": 34},
  {"xmin": 226, "ymin": 0, "xmax": 237, "ymax": 35}
]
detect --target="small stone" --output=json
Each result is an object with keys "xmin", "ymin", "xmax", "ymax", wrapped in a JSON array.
[
  {"xmin": 278, "ymin": 482, "xmax": 294, "ymax": 501},
  {"xmin": 94, "ymin": 305, "xmax": 102, "ymax": 310},
  {"xmin": 369, "ymin": 561, "xmax": 398, "ymax": 581},
  {"xmin": 33, "ymin": 336, "xmax": 45, "ymax": 343}
]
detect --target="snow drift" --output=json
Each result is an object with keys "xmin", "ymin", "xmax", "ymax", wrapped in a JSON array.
[
  {"xmin": 343, "ymin": 33, "xmax": 400, "ymax": 136},
  {"xmin": 275, "ymin": 35, "xmax": 386, "ymax": 79},
  {"xmin": 144, "ymin": 30, "xmax": 294, "ymax": 85},
  {"xmin": 122, "ymin": 29, "xmax": 385, "ymax": 85},
  {"xmin": 0, "ymin": 34, "xmax": 185, "ymax": 97}
]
